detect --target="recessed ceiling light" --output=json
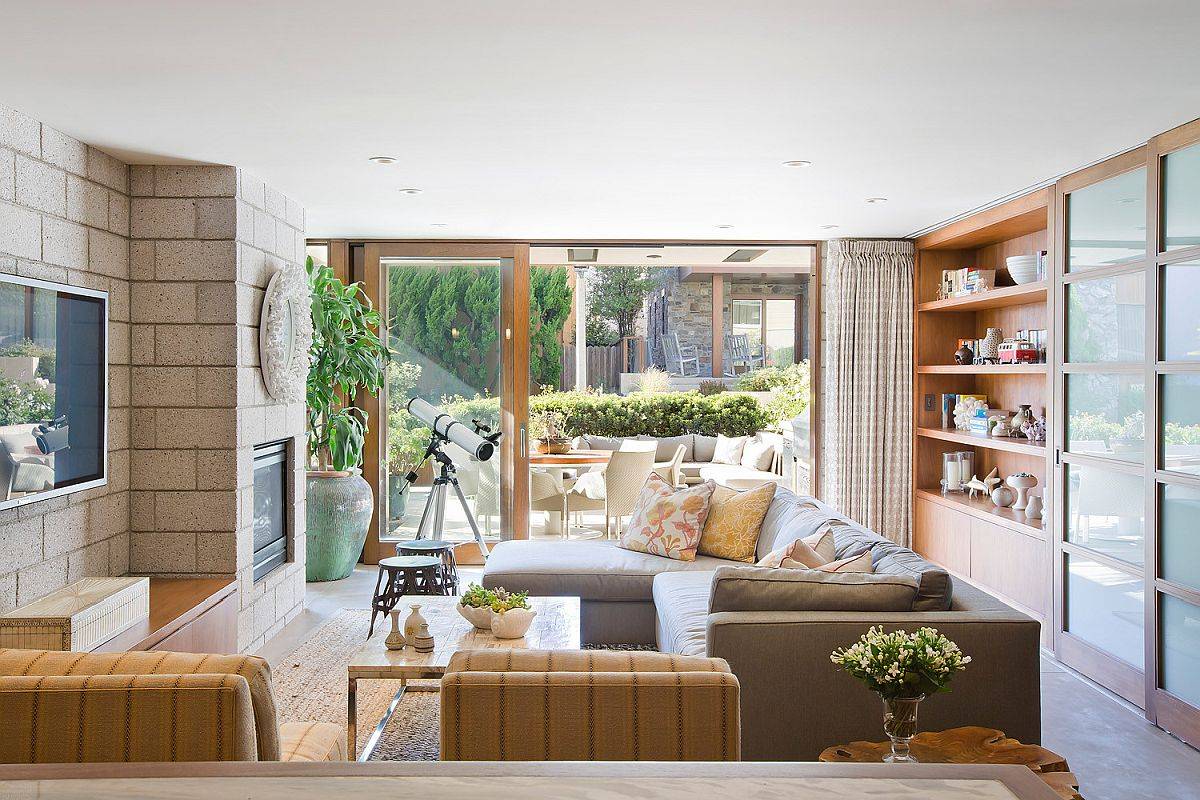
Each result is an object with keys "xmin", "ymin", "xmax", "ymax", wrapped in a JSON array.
[
  {"xmin": 723, "ymin": 249, "xmax": 767, "ymax": 263},
  {"xmin": 865, "ymin": 197, "xmax": 888, "ymax": 204},
  {"xmin": 715, "ymin": 224, "xmax": 735, "ymax": 230},
  {"xmin": 398, "ymin": 188, "xmax": 423, "ymax": 195},
  {"xmin": 782, "ymin": 160, "xmax": 812, "ymax": 168},
  {"xmin": 646, "ymin": 254, "xmax": 662, "ymax": 259},
  {"xmin": 430, "ymin": 223, "xmax": 448, "ymax": 227},
  {"xmin": 368, "ymin": 155, "xmax": 397, "ymax": 164},
  {"xmin": 819, "ymin": 224, "xmax": 839, "ymax": 230}
]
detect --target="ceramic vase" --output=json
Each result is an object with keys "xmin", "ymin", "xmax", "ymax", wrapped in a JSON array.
[
  {"xmin": 384, "ymin": 610, "xmax": 406, "ymax": 650},
  {"xmin": 457, "ymin": 602, "xmax": 492, "ymax": 630},
  {"xmin": 1006, "ymin": 474, "xmax": 1038, "ymax": 511},
  {"xmin": 1025, "ymin": 494, "xmax": 1043, "ymax": 520},
  {"xmin": 404, "ymin": 604, "xmax": 426, "ymax": 639},
  {"xmin": 991, "ymin": 486, "xmax": 1015, "ymax": 508},
  {"xmin": 305, "ymin": 470, "xmax": 374, "ymax": 582},
  {"xmin": 1011, "ymin": 404, "xmax": 1034, "ymax": 431},
  {"xmin": 489, "ymin": 607, "xmax": 537, "ymax": 639},
  {"xmin": 413, "ymin": 622, "xmax": 435, "ymax": 653},
  {"xmin": 979, "ymin": 328, "xmax": 1003, "ymax": 362}
]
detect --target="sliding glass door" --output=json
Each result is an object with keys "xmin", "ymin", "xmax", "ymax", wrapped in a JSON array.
[{"xmin": 359, "ymin": 243, "xmax": 530, "ymax": 563}]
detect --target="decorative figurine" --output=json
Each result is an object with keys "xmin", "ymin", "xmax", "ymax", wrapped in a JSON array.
[
  {"xmin": 385, "ymin": 610, "xmax": 406, "ymax": 650},
  {"xmin": 413, "ymin": 622, "xmax": 435, "ymax": 653},
  {"xmin": 998, "ymin": 339, "xmax": 1039, "ymax": 364},
  {"xmin": 953, "ymin": 396, "xmax": 988, "ymax": 431},
  {"xmin": 991, "ymin": 486, "xmax": 1016, "ymax": 508},
  {"xmin": 978, "ymin": 327, "xmax": 1003, "ymax": 364},
  {"xmin": 404, "ymin": 604, "xmax": 426, "ymax": 639},
  {"xmin": 1025, "ymin": 493, "xmax": 1043, "ymax": 521},
  {"xmin": 954, "ymin": 340, "xmax": 975, "ymax": 365},
  {"xmin": 1006, "ymin": 473, "xmax": 1039, "ymax": 511},
  {"xmin": 964, "ymin": 474, "xmax": 989, "ymax": 499},
  {"xmin": 1021, "ymin": 415, "xmax": 1046, "ymax": 443},
  {"xmin": 982, "ymin": 467, "xmax": 1002, "ymax": 494},
  {"xmin": 1010, "ymin": 404, "xmax": 1034, "ymax": 431},
  {"xmin": 990, "ymin": 416, "xmax": 1012, "ymax": 438}
]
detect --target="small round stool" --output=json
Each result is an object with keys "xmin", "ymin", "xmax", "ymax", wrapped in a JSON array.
[
  {"xmin": 395, "ymin": 539, "xmax": 459, "ymax": 596},
  {"xmin": 368, "ymin": 555, "xmax": 441, "ymax": 638}
]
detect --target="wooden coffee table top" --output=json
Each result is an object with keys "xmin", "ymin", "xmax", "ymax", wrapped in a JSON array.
[{"xmin": 347, "ymin": 595, "xmax": 580, "ymax": 680}]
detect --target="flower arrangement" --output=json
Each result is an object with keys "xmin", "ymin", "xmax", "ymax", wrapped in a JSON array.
[
  {"xmin": 830, "ymin": 626, "xmax": 971, "ymax": 699},
  {"xmin": 458, "ymin": 583, "xmax": 531, "ymax": 613}
]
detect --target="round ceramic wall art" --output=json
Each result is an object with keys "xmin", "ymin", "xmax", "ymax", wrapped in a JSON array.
[{"xmin": 259, "ymin": 266, "xmax": 313, "ymax": 402}]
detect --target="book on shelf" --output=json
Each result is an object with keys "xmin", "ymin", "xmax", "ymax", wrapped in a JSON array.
[{"xmin": 939, "ymin": 268, "xmax": 996, "ymax": 299}]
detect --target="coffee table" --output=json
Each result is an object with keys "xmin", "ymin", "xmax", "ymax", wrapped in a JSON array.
[{"xmin": 346, "ymin": 594, "xmax": 580, "ymax": 761}]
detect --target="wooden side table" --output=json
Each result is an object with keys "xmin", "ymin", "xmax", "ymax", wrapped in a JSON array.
[{"xmin": 819, "ymin": 726, "xmax": 1082, "ymax": 799}]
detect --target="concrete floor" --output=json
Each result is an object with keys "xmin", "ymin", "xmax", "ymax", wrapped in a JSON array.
[{"xmin": 257, "ymin": 566, "xmax": 1200, "ymax": 799}]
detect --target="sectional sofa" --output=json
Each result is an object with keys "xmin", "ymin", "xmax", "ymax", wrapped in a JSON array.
[
  {"xmin": 482, "ymin": 489, "xmax": 1042, "ymax": 760},
  {"xmin": 573, "ymin": 432, "xmax": 786, "ymax": 488}
]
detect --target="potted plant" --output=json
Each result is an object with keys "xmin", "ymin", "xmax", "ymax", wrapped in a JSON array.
[
  {"xmin": 830, "ymin": 626, "xmax": 971, "ymax": 763},
  {"xmin": 456, "ymin": 582, "xmax": 495, "ymax": 630},
  {"xmin": 487, "ymin": 587, "xmax": 536, "ymax": 639},
  {"xmin": 386, "ymin": 423, "xmax": 427, "ymax": 521},
  {"xmin": 530, "ymin": 408, "xmax": 571, "ymax": 454},
  {"xmin": 305, "ymin": 257, "xmax": 389, "ymax": 582}
]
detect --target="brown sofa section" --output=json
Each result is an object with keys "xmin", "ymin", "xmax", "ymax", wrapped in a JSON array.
[
  {"xmin": 441, "ymin": 649, "xmax": 740, "ymax": 761},
  {"xmin": 0, "ymin": 648, "xmax": 344, "ymax": 763}
]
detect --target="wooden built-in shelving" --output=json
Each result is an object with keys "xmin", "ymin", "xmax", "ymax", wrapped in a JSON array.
[
  {"xmin": 912, "ymin": 188, "xmax": 1054, "ymax": 644},
  {"xmin": 916, "ymin": 426, "xmax": 1046, "ymax": 456}
]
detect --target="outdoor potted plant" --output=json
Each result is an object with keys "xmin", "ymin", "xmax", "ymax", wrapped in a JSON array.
[
  {"xmin": 487, "ymin": 587, "xmax": 536, "ymax": 639},
  {"xmin": 530, "ymin": 407, "xmax": 571, "ymax": 454},
  {"xmin": 456, "ymin": 582, "xmax": 495, "ymax": 630},
  {"xmin": 305, "ymin": 257, "xmax": 389, "ymax": 582},
  {"xmin": 830, "ymin": 626, "xmax": 971, "ymax": 763}
]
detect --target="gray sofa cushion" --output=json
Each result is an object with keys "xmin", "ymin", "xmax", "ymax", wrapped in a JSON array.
[
  {"xmin": 636, "ymin": 434, "xmax": 694, "ymax": 462},
  {"xmin": 482, "ymin": 539, "xmax": 733, "ymax": 602},
  {"xmin": 755, "ymin": 487, "xmax": 830, "ymax": 561},
  {"xmin": 708, "ymin": 565, "xmax": 920, "ymax": 613},
  {"xmin": 583, "ymin": 435, "xmax": 624, "ymax": 451},
  {"xmin": 693, "ymin": 435, "xmax": 718, "ymax": 463},
  {"xmin": 652, "ymin": 570, "xmax": 713, "ymax": 656},
  {"xmin": 832, "ymin": 522, "xmax": 954, "ymax": 612}
]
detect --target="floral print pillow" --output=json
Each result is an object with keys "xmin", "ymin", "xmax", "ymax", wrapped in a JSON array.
[{"xmin": 618, "ymin": 474, "xmax": 716, "ymax": 561}]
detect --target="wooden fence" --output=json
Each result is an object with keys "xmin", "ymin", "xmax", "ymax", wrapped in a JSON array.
[{"xmin": 559, "ymin": 337, "xmax": 646, "ymax": 392}]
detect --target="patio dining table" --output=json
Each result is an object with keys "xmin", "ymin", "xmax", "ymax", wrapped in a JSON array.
[{"xmin": 529, "ymin": 449, "xmax": 612, "ymax": 536}]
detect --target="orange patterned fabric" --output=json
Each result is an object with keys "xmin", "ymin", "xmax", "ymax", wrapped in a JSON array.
[
  {"xmin": 697, "ymin": 482, "xmax": 777, "ymax": 562},
  {"xmin": 279, "ymin": 721, "xmax": 347, "ymax": 762},
  {"xmin": 0, "ymin": 648, "xmax": 282, "ymax": 761},
  {"xmin": 441, "ymin": 649, "xmax": 740, "ymax": 761},
  {"xmin": 618, "ymin": 474, "xmax": 716, "ymax": 561},
  {"xmin": 0, "ymin": 673, "xmax": 257, "ymax": 763}
]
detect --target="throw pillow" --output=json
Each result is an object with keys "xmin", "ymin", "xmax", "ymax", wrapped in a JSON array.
[
  {"xmin": 697, "ymin": 482, "xmax": 777, "ymax": 562},
  {"xmin": 756, "ymin": 529, "xmax": 835, "ymax": 568},
  {"xmin": 740, "ymin": 437, "xmax": 775, "ymax": 471},
  {"xmin": 712, "ymin": 434, "xmax": 748, "ymax": 465},
  {"xmin": 692, "ymin": 435, "xmax": 718, "ymax": 462},
  {"xmin": 618, "ymin": 474, "xmax": 716, "ymax": 561},
  {"xmin": 781, "ymin": 550, "xmax": 875, "ymax": 573}
]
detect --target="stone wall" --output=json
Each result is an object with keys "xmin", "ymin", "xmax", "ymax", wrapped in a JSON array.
[
  {"xmin": 0, "ymin": 105, "xmax": 131, "ymax": 612},
  {"xmin": 127, "ymin": 165, "xmax": 307, "ymax": 651}
]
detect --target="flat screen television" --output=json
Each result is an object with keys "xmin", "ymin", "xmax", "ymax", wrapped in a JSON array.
[{"xmin": 0, "ymin": 274, "xmax": 107, "ymax": 509}]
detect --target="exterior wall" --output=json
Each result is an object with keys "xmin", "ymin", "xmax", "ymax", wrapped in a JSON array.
[
  {"xmin": 127, "ymin": 165, "xmax": 307, "ymax": 651},
  {"xmin": 0, "ymin": 105, "xmax": 131, "ymax": 612},
  {"xmin": 722, "ymin": 278, "xmax": 809, "ymax": 362}
]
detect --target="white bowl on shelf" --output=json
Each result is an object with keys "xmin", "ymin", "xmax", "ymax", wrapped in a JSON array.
[{"xmin": 1005, "ymin": 255, "xmax": 1039, "ymax": 285}]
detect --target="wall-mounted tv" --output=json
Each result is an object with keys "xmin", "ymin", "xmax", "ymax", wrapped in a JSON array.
[{"xmin": 0, "ymin": 275, "xmax": 107, "ymax": 509}]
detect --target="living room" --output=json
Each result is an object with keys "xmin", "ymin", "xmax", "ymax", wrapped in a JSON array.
[{"xmin": 1, "ymin": 3, "xmax": 1199, "ymax": 800}]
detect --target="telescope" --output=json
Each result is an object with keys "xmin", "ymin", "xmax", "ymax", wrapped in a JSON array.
[
  {"xmin": 401, "ymin": 397, "xmax": 502, "ymax": 558},
  {"xmin": 406, "ymin": 397, "xmax": 498, "ymax": 461}
]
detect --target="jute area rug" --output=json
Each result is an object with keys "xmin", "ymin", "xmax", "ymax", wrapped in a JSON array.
[{"xmin": 272, "ymin": 608, "xmax": 652, "ymax": 761}]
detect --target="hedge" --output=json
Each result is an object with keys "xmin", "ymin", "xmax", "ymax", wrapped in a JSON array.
[{"xmin": 529, "ymin": 391, "xmax": 769, "ymax": 438}]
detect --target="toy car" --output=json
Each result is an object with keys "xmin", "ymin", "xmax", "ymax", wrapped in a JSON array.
[{"xmin": 998, "ymin": 338, "xmax": 1038, "ymax": 364}]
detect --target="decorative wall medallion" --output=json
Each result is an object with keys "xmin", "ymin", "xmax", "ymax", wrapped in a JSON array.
[{"xmin": 259, "ymin": 266, "xmax": 313, "ymax": 402}]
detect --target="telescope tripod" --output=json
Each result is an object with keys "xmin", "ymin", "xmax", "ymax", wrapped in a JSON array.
[{"xmin": 410, "ymin": 445, "xmax": 490, "ymax": 558}]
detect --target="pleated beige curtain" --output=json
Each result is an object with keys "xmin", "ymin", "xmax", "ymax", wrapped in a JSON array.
[{"xmin": 822, "ymin": 239, "xmax": 914, "ymax": 545}]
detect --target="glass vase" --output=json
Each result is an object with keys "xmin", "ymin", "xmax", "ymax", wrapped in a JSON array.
[{"xmin": 881, "ymin": 694, "xmax": 924, "ymax": 762}]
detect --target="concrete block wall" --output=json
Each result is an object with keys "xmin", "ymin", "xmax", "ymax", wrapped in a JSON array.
[
  {"xmin": 127, "ymin": 165, "xmax": 308, "ymax": 651},
  {"xmin": 0, "ymin": 105, "xmax": 131, "ymax": 612}
]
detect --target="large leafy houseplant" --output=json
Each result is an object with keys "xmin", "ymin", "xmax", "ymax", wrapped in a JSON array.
[{"xmin": 306, "ymin": 257, "xmax": 388, "ymax": 472}]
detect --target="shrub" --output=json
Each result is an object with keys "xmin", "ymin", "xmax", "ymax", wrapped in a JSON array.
[
  {"xmin": 0, "ymin": 377, "xmax": 55, "ymax": 426},
  {"xmin": 0, "ymin": 338, "xmax": 55, "ymax": 380},
  {"xmin": 633, "ymin": 366, "xmax": 671, "ymax": 394},
  {"xmin": 697, "ymin": 380, "xmax": 727, "ymax": 396},
  {"xmin": 735, "ymin": 362, "xmax": 811, "ymax": 426},
  {"xmin": 529, "ymin": 390, "xmax": 768, "ymax": 438}
]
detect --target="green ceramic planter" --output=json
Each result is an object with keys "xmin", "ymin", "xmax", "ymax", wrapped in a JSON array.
[
  {"xmin": 388, "ymin": 474, "xmax": 411, "ymax": 520},
  {"xmin": 306, "ymin": 470, "xmax": 374, "ymax": 582}
]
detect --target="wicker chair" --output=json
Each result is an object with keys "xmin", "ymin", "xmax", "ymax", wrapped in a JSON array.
[
  {"xmin": 653, "ymin": 443, "xmax": 687, "ymax": 488},
  {"xmin": 563, "ymin": 447, "xmax": 657, "ymax": 538}
]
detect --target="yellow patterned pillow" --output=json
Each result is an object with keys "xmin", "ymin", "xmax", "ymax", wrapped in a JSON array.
[{"xmin": 697, "ymin": 482, "xmax": 777, "ymax": 562}]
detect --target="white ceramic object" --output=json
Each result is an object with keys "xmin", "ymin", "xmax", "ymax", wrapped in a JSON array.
[
  {"xmin": 403, "ymin": 604, "xmax": 426, "ymax": 639},
  {"xmin": 1006, "ymin": 473, "xmax": 1039, "ymax": 511},
  {"xmin": 1025, "ymin": 494, "xmax": 1043, "ymax": 521},
  {"xmin": 979, "ymin": 327, "xmax": 1004, "ymax": 361},
  {"xmin": 258, "ymin": 266, "xmax": 314, "ymax": 402},
  {"xmin": 991, "ymin": 486, "xmax": 1015, "ymax": 508},
  {"xmin": 385, "ymin": 610, "xmax": 406, "ymax": 650},
  {"xmin": 457, "ymin": 603, "xmax": 492, "ymax": 630},
  {"xmin": 489, "ymin": 607, "xmax": 537, "ymax": 639},
  {"xmin": 1005, "ymin": 255, "xmax": 1039, "ymax": 285}
]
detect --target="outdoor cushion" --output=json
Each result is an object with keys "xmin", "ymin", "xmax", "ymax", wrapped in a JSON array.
[
  {"xmin": 618, "ymin": 474, "xmax": 716, "ymax": 561},
  {"xmin": 482, "ymin": 539, "xmax": 732, "ymax": 602},
  {"xmin": 698, "ymin": 465, "xmax": 785, "ymax": 487},
  {"xmin": 584, "ymin": 435, "xmax": 624, "ymax": 451},
  {"xmin": 712, "ymin": 434, "xmax": 748, "ymax": 465},
  {"xmin": 636, "ymin": 434, "xmax": 694, "ymax": 462},
  {"xmin": 693, "ymin": 435, "xmax": 718, "ymax": 463},
  {"xmin": 653, "ymin": 569, "xmax": 714, "ymax": 657},
  {"xmin": 708, "ymin": 565, "xmax": 919, "ymax": 613},
  {"xmin": 697, "ymin": 482, "xmax": 776, "ymax": 562},
  {"xmin": 740, "ymin": 437, "xmax": 775, "ymax": 471}
]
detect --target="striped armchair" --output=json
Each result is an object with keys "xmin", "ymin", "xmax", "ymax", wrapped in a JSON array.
[
  {"xmin": 0, "ymin": 648, "xmax": 344, "ymax": 763},
  {"xmin": 441, "ymin": 649, "xmax": 740, "ymax": 761}
]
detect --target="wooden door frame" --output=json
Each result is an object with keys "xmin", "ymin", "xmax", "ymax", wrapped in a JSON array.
[{"xmin": 356, "ymin": 242, "xmax": 530, "ymax": 565}]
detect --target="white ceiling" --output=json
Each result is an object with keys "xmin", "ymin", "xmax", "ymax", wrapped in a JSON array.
[
  {"xmin": 2, "ymin": 1, "xmax": 1198, "ymax": 241},
  {"xmin": 530, "ymin": 245, "xmax": 813, "ymax": 268}
]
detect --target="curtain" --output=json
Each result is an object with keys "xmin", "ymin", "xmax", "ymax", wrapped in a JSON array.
[{"xmin": 822, "ymin": 239, "xmax": 913, "ymax": 545}]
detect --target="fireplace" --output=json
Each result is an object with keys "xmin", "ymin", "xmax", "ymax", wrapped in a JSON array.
[{"xmin": 252, "ymin": 440, "xmax": 290, "ymax": 582}]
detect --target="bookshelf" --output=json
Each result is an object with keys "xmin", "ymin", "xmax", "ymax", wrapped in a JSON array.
[{"xmin": 912, "ymin": 188, "xmax": 1054, "ymax": 643}]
